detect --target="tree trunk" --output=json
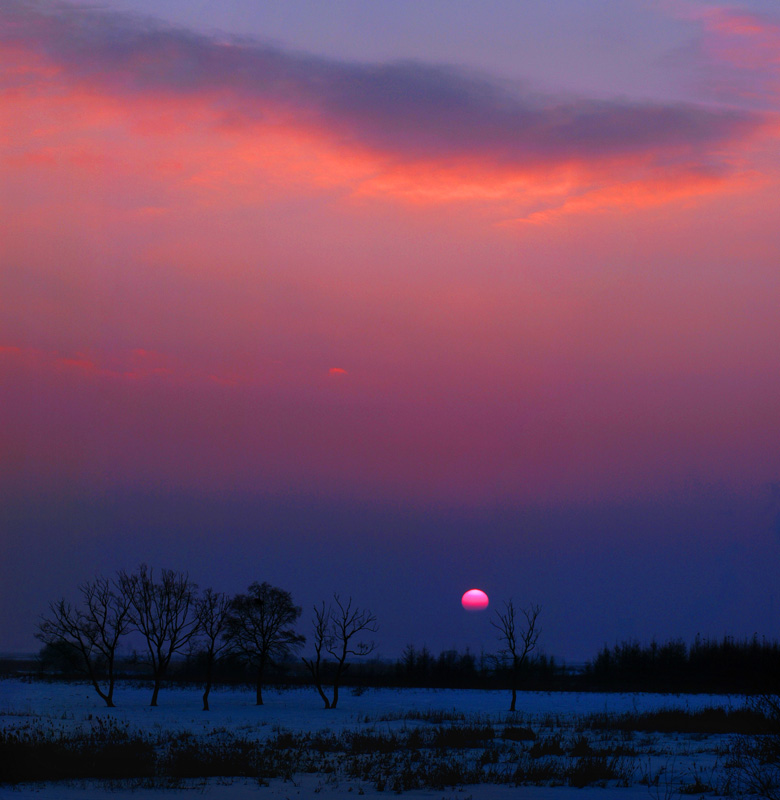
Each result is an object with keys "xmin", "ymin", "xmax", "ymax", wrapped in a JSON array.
[
  {"xmin": 150, "ymin": 677, "xmax": 161, "ymax": 707},
  {"xmin": 203, "ymin": 660, "xmax": 213, "ymax": 711},
  {"xmin": 329, "ymin": 661, "xmax": 345, "ymax": 710},
  {"xmin": 150, "ymin": 653, "xmax": 166, "ymax": 707},
  {"xmin": 509, "ymin": 656, "xmax": 520, "ymax": 712},
  {"xmin": 91, "ymin": 678, "xmax": 114, "ymax": 708},
  {"xmin": 315, "ymin": 681, "xmax": 331, "ymax": 709},
  {"xmin": 304, "ymin": 658, "xmax": 331, "ymax": 708},
  {"xmin": 106, "ymin": 667, "xmax": 116, "ymax": 708},
  {"xmin": 256, "ymin": 676, "xmax": 264, "ymax": 706},
  {"xmin": 87, "ymin": 662, "xmax": 115, "ymax": 707},
  {"xmin": 98, "ymin": 687, "xmax": 115, "ymax": 707}
]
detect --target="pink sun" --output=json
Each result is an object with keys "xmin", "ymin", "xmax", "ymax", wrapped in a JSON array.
[{"xmin": 461, "ymin": 588, "xmax": 489, "ymax": 611}]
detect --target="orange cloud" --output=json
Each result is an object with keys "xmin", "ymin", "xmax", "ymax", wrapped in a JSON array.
[
  {"xmin": 501, "ymin": 167, "xmax": 758, "ymax": 226},
  {"xmin": 0, "ymin": 2, "xmax": 770, "ymax": 226}
]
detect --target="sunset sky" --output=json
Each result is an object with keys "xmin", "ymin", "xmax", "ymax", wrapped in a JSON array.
[{"xmin": 2, "ymin": 0, "xmax": 780, "ymax": 661}]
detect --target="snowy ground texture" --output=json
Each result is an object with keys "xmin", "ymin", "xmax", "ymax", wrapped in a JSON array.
[{"xmin": 0, "ymin": 678, "xmax": 751, "ymax": 799}]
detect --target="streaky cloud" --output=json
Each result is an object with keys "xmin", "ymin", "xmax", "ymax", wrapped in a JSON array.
[{"xmin": 1, "ymin": 0, "xmax": 765, "ymax": 172}]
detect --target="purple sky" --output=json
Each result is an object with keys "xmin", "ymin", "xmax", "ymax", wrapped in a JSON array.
[{"xmin": 2, "ymin": 0, "xmax": 780, "ymax": 661}]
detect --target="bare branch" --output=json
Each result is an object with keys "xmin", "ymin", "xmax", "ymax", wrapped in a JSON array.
[
  {"xmin": 491, "ymin": 600, "xmax": 541, "ymax": 712},
  {"xmin": 119, "ymin": 564, "xmax": 199, "ymax": 706},
  {"xmin": 305, "ymin": 594, "xmax": 378, "ymax": 709},
  {"xmin": 36, "ymin": 575, "xmax": 131, "ymax": 707},
  {"xmin": 193, "ymin": 588, "xmax": 232, "ymax": 711},
  {"xmin": 302, "ymin": 601, "xmax": 333, "ymax": 709}
]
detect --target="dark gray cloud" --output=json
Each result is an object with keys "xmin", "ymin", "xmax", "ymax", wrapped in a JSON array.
[{"xmin": 2, "ymin": 0, "xmax": 765, "ymax": 169}]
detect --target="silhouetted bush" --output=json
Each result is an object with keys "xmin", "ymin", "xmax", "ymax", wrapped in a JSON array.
[
  {"xmin": 433, "ymin": 724, "xmax": 495, "ymax": 749},
  {"xmin": 162, "ymin": 733, "xmax": 259, "ymax": 777},
  {"xmin": 0, "ymin": 723, "xmax": 156, "ymax": 784},
  {"xmin": 529, "ymin": 735, "xmax": 566, "ymax": 758},
  {"xmin": 582, "ymin": 706, "xmax": 768, "ymax": 734},
  {"xmin": 567, "ymin": 755, "xmax": 629, "ymax": 788},
  {"xmin": 511, "ymin": 758, "xmax": 560, "ymax": 784},
  {"xmin": 501, "ymin": 724, "xmax": 536, "ymax": 741}
]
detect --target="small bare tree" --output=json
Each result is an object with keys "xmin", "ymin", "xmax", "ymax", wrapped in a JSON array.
[
  {"xmin": 193, "ymin": 588, "xmax": 232, "ymax": 711},
  {"xmin": 303, "ymin": 594, "xmax": 378, "ymax": 709},
  {"xmin": 301, "ymin": 600, "xmax": 333, "ymax": 709},
  {"xmin": 491, "ymin": 600, "xmax": 541, "ymax": 712},
  {"xmin": 36, "ymin": 575, "xmax": 131, "ymax": 707},
  {"xmin": 226, "ymin": 582, "xmax": 304, "ymax": 705},
  {"xmin": 119, "ymin": 564, "xmax": 200, "ymax": 707}
]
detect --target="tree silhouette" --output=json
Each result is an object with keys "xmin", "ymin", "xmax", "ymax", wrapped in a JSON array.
[
  {"xmin": 37, "ymin": 575, "xmax": 131, "ymax": 707},
  {"xmin": 301, "ymin": 600, "xmax": 332, "ymax": 709},
  {"xmin": 227, "ymin": 582, "xmax": 304, "ymax": 705},
  {"xmin": 193, "ymin": 588, "xmax": 232, "ymax": 711},
  {"xmin": 303, "ymin": 595, "xmax": 378, "ymax": 709},
  {"xmin": 119, "ymin": 564, "xmax": 199, "ymax": 707},
  {"xmin": 491, "ymin": 600, "xmax": 541, "ymax": 712}
]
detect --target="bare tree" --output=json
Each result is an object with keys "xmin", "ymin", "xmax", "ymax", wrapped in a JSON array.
[
  {"xmin": 193, "ymin": 588, "xmax": 232, "ymax": 711},
  {"xmin": 226, "ymin": 582, "xmax": 304, "ymax": 705},
  {"xmin": 36, "ymin": 575, "xmax": 131, "ymax": 707},
  {"xmin": 303, "ymin": 594, "xmax": 378, "ymax": 709},
  {"xmin": 119, "ymin": 564, "xmax": 199, "ymax": 707},
  {"xmin": 491, "ymin": 600, "xmax": 541, "ymax": 712},
  {"xmin": 301, "ymin": 600, "xmax": 333, "ymax": 708}
]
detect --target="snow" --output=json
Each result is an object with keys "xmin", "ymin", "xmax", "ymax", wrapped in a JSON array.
[
  {"xmin": 1, "ymin": 779, "xmax": 657, "ymax": 800},
  {"xmin": 0, "ymin": 678, "xmax": 745, "ymax": 799}
]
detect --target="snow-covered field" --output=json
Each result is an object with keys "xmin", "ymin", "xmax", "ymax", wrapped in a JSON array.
[{"xmin": 0, "ymin": 678, "xmax": 746, "ymax": 799}]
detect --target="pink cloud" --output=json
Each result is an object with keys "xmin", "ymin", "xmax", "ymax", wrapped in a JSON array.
[
  {"xmin": 56, "ymin": 354, "xmax": 100, "ymax": 373},
  {"xmin": 0, "ymin": 0, "xmax": 768, "ymax": 215},
  {"xmin": 669, "ymin": 4, "xmax": 780, "ymax": 107},
  {"xmin": 700, "ymin": 7, "xmax": 780, "ymax": 70},
  {"xmin": 0, "ymin": 344, "xmax": 247, "ymax": 388}
]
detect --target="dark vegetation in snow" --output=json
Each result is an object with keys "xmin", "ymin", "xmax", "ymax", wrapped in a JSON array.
[
  {"xmin": 0, "ymin": 712, "xmax": 685, "ymax": 788},
  {"xmin": 579, "ymin": 706, "xmax": 769, "ymax": 735}
]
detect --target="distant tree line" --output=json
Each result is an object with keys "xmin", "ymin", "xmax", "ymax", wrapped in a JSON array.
[
  {"xmin": 389, "ymin": 644, "xmax": 558, "ymax": 691},
  {"xmin": 36, "ymin": 630, "xmax": 780, "ymax": 699},
  {"xmin": 582, "ymin": 636, "xmax": 780, "ymax": 694},
  {"xmin": 378, "ymin": 634, "xmax": 780, "ymax": 695}
]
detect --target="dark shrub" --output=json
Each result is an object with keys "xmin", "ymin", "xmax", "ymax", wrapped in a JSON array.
[
  {"xmin": 529, "ymin": 735, "xmax": 565, "ymax": 758},
  {"xmin": 433, "ymin": 724, "xmax": 495, "ymax": 749},
  {"xmin": 501, "ymin": 725, "xmax": 536, "ymax": 742}
]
